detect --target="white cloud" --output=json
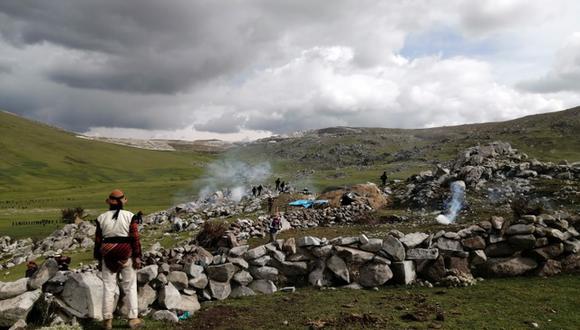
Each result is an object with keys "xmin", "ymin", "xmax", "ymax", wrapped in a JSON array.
[
  {"xmin": 0, "ymin": 1, "xmax": 579, "ymax": 140},
  {"xmin": 518, "ymin": 32, "xmax": 580, "ymax": 93}
]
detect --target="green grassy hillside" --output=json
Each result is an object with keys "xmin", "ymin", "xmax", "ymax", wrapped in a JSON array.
[
  {"xmin": 0, "ymin": 111, "xmax": 215, "ymax": 238},
  {"xmin": 231, "ymin": 106, "xmax": 580, "ymax": 189}
]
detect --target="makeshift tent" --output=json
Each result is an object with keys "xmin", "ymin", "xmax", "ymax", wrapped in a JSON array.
[{"xmin": 288, "ymin": 199, "xmax": 329, "ymax": 208}]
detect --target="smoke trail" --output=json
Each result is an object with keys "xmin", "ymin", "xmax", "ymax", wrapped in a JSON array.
[
  {"xmin": 436, "ymin": 180, "xmax": 466, "ymax": 225},
  {"xmin": 196, "ymin": 160, "xmax": 272, "ymax": 202}
]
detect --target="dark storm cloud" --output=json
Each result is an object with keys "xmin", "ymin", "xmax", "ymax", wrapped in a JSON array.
[{"xmin": 0, "ymin": 0, "xmax": 277, "ymax": 94}]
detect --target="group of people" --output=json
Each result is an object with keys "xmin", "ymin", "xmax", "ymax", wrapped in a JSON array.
[
  {"xmin": 251, "ymin": 185, "xmax": 263, "ymax": 197},
  {"xmin": 275, "ymin": 177, "xmax": 289, "ymax": 192}
]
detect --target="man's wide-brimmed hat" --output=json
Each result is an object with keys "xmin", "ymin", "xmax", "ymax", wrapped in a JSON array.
[{"xmin": 106, "ymin": 189, "xmax": 127, "ymax": 205}]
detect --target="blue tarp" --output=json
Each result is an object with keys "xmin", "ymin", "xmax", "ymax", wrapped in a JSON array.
[{"xmin": 288, "ymin": 199, "xmax": 329, "ymax": 208}]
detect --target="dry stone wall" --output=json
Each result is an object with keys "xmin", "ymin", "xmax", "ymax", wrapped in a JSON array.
[{"xmin": 1, "ymin": 212, "xmax": 579, "ymax": 328}]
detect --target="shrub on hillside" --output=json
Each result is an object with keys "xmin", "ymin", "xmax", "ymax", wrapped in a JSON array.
[
  {"xmin": 61, "ymin": 207, "xmax": 85, "ymax": 223},
  {"xmin": 195, "ymin": 220, "xmax": 229, "ymax": 249}
]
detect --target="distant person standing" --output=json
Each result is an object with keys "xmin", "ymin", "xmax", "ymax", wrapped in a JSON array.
[
  {"xmin": 275, "ymin": 178, "xmax": 281, "ymax": 191},
  {"xmin": 280, "ymin": 181, "xmax": 285, "ymax": 192},
  {"xmin": 269, "ymin": 211, "xmax": 282, "ymax": 242},
  {"xmin": 257, "ymin": 184, "xmax": 263, "ymax": 196},
  {"xmin": 94, "ymin": 189, "xmax": 143, "ymax": 329},
  {"xmin": 380, "ymin": 171, "xmax": 388, "ymax": 186},
  {"xmin": 252, "ymin": 186, "xmax": 257, "ymax": 197},
  {"xmin": 267, "ymin": 197, "xmax": 274, "ymax": 214}
]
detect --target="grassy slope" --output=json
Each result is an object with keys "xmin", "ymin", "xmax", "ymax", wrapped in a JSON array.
[
  {"xmin": 0, "ymin": 111, "xmax": 215, "ymax": 238},
  {"xmin": 230, "ymin": 106, "xmax": 580, "ymax": 189},
  {"xmin": 178, "ymin": 275, "xmax": 579, "ymax": 330},
  {"xmin": 76, "ymin": 275, "xmax": 579, "ymax": 329}
]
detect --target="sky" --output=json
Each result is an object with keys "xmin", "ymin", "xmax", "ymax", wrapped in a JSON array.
[{"xmin": 1, "ymin": 0, "xmax": 580, "ymax": 141}]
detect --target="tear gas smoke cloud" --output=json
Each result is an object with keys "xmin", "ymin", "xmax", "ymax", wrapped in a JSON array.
[
  {"xmin": 197, "ymin": 160, "xmax": 272, "ymax": 202},
  {"xmin": 436, "ymin": 180, "xmax": 466, "ymax": 225}
]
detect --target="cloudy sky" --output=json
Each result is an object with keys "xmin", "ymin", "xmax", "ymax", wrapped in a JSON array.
[{"xmin": 1, "ymin": 0, "xmax": 580, "ymax": 141}]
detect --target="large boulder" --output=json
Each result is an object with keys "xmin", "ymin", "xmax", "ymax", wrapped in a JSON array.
[
  {"xmin": 206, "ymin": 263, "xmax": 237, "ymax": 282},
  {"xmin": 360, "ymin": 239, "xmax": 383, "ymax": 253},
  {"xmin": 158, "ymin": 282, "xmax": 181, "ymax": 310},
  {"xmin": 232, "ymin": 271, "xmax": 253, "ymax": 286},
  {"xmin": 245, "ymin": 246, "xmax": 268, "ymax": 260},
  {"xmin": 137, "ymin": 265, "xmax": 159, "ymax": 285},
  {"xmin": 0, "ymin": 289, "xmax": 42, "ymax": 327},
  {"xmin": 249, "ymin": 266, "xmax": 279, "ymax": 281},
  {"xmin": 534, "ymin": 260, "xmax": 562, "ymax": 277},
  {"xmin": 275, "ymin": 261, "xmax": 308, "ymax": 277},
  {"xmin": 392, "ymin": 261, "xmax": 416, "ymax": 285},
  {"xmin": 183, "ymin": 263, "xmax": 204, "ymax": 278},
  {"xmin": 507, "ymin": 235, "xmax": 536, "ymax": 250},
  {"xmin": 406, "ymin": 248, "xmax": 439, "ymax": 260},
  {"xmin": 400, "ymin": 233, "xmax": 429, "ymax": 248},
  {"xmin": 228, "ymin": 245, "xmax": 249, "ymax": 257},
  {"xmin": 461, "ymin": 236, "xmax": 486, "ymax": 250},
  {"xmin": 189, "ymin": 274, "xmax": 209, "ymax": 289},
  {"xmin": 209, "ymin": 280, "xmax": 231, "ymax": 300},
  {"xmin": 230, "ymin": 286, "xmax": 256, "ymax": 298},
  {"xmin": 167, "ymin": 271, "xmax": 189, "ymax": 291},
  {"xmin": 505, "ymin": 224, "xmax": 535, "ymax": 235},
  {"xmin": 485, "ymin": 242, "xmax": 517, "ymax": 258},
  {"xmin": 418, "ymin": 256, "xmax": 446, "ymax": 283},
  {"xmin": 153, "ymin": 310, "xmax": 179, "ymax": 323},
  {"xmin": 137, "ymin": 284, "xmax": 157, "ymax": 313},
  {"xmin": 297, "ymin": 236, "xmax": 321, "ymax": 247},
  {"xmin": 381, "ymin": 236, "xmax": 405, "ymax": 261},
  {"xmin": 525, "ymin": 243, "xmax": 564, "ymax": 262},
  {"xmin": 249, "ymin": 280, "xmax": 277, "ymax": 294},
  {"xmin": 436, "ymin": 238, "xmax": 464, "ymax": 252},
  {"xmin": 358, "ymin": 263, "xmax": 393, "ymax": 288},
  {"xmin": 326, "ymin": 255, "xmax": 350, "ymax": 283},
  {"xmin": 0, "ymin": 278, "xmax": 28, "ymax": 300},
  {"xmin": 179, "ymin": 295, "xmax": 201, "ymax": 313},
  {"xmin": 28, "ymin": 259, "xmax": 59, "ymax": 290},
  {"xmin": 483, "ymin": 257, "xmax": 538, "ymax": 277},
  {"xmin": 61, "ymin": 272, "xmax": 113, "ymax": 320},
  {"xmin": 335, "ymin": 246, "xmax": 375, "ymax": 264}
]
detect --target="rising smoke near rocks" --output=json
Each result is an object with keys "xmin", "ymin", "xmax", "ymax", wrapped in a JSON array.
[
  {"xmin": 197, "ymin": 160, "xmax": 272, "ymax": 202},
  {"xmin": 436, "ymin": 180, "xmax": 466, "ymax": 225}
]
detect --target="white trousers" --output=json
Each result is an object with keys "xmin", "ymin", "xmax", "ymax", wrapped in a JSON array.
[{"xmin": 102, "ymin": 258, "xmax": 138, "ymax": 319}]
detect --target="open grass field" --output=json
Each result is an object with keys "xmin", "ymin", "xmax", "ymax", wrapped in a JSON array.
[
  {"xmin": 180, "ymin": 275, "xmax": 580, "ymax": 330},
  {"xmin": 77, "ymin": 275, "xmax": 580, "ymax": 330},
  {"xmin": 0, "ymin": 110, "xmax": 216, "ymax": 238}
]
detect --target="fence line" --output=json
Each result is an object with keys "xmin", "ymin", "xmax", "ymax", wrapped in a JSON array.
[{"xmin": 10, "ymin": 219, "xmax": 66, "ymax": 226}]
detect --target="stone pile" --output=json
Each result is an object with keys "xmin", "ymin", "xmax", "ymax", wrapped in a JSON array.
[
  {"xmin": 395, "ymin": 141, "xmax": 580, "ymax": 208},
  {"xmin": 2, "ymin": 210, "xmax": 578, "ymax": 328},
  {"xmin": 283, "ymin": 201, "xmax": 374, "ymax": 227},
  {"xmin": 0, "ymin": 221, "xmax": 96, "ymax": 271},
  {"xmin": 225, "ymin": 202, "xmax": 373, "ymax": 242},
  {"xmin": 143, "ymin": 190, "xmax": 268, "ymax": 229}
]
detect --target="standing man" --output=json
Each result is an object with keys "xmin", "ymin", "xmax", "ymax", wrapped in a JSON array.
[
  {"xmin": 380, "ymin": 171, "xmax": 388, "ymax": 186},
  {"xmin": 267, "ymin": 196, "xmax": 274, "ymax": 214},
  {"xmin": 257, "ymin": 184, "xmax": 263, "ymax": 196},
  {"xmin": 94, "ymin": 189, "xmax": 143, "ymax": 329},
  {"xmin": 275, "ymin": 178, "xmax": 281, "ymax": 191},
  {"xmin": 252, "ymin": 186, "xmax": 257, "ymax": 197},
  {"xmin": 269, "ymin": 211, "xmax": 282, "ymax": 242}
]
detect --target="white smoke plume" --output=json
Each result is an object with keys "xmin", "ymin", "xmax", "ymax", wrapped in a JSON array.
[
  {"xmin": 436, "ymin": 180, "xmax": 466, "ymax": 225},
  {"xmin": 197, "ymin": 160, "xmax": 272, "ymax": 202}
]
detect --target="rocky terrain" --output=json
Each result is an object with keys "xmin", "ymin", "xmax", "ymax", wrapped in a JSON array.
[
  {"xmin": 77, "ymin": 136, "xmax": 233, "ymax": 153},
  {"xmin": 1, "ymin": 207, "xmax": 578, "ymax": 328},
  {"xmin": 1, "ymin": 141, "xmax": 580, "ymax": 328}
]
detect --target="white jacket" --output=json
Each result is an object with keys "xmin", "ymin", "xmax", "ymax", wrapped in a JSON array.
[{"xmin": 97, "ymin": 210, "xmax": 135, "ymax": 238}]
